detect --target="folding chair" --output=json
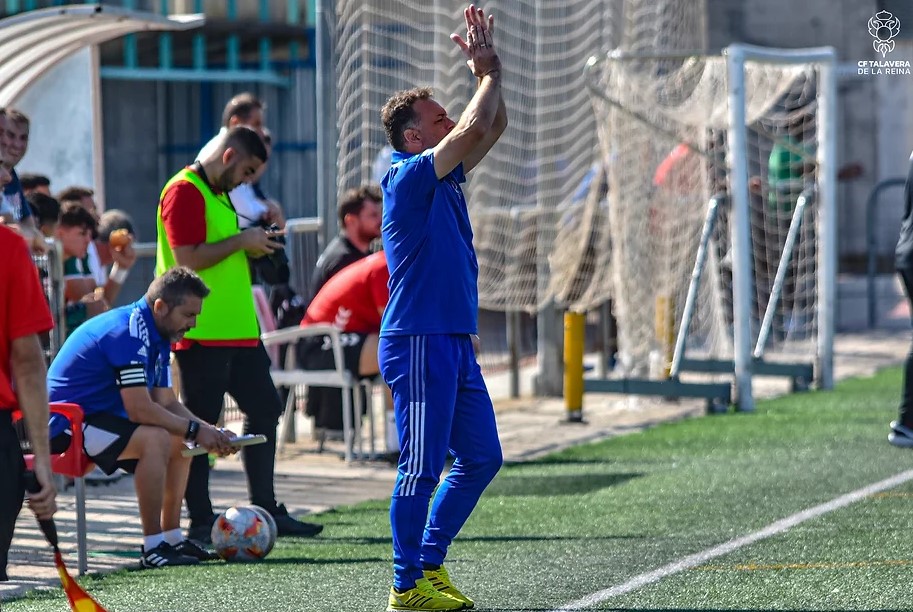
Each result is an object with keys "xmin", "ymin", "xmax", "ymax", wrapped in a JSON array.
[
  {"xmin": 14, "ymin": 402, "xmax": 93, "ymax": 574},
  {"xmin": 260, "ymin": 324, "xmax": 377, "ymax": 462}
]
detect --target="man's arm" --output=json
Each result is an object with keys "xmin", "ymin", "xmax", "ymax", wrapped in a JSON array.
[
  {"xmin": 11, "ymin": 334, "xmax": 56, "ymax": 519},
  {"xmin": 463, "ymin": 86, "xmax": 507, "ymax": 174},
  {"xmin": 433, "ymin": 7, "xmax": 503, "ymax": 179},
  {"xmin": 172, "ymin": 226, "xmax": 279, "ymax": 271},
  {"xmin": 122, "ymin": 386, "xmax": 234, "ymax": 453}
]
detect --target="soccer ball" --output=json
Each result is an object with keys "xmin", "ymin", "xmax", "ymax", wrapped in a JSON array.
[
  {"xmin": 211, "ymin": 506, "xmax": 272, "ymax": 562},
  {"xmin": 245, "ymin": 504, "xmax": 277, "ymax": 555}
]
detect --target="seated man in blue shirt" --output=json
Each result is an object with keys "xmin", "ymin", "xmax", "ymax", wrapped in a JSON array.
[{"xmin": 47, "ymin": 267, "xmax": 236, "ymax": 569}]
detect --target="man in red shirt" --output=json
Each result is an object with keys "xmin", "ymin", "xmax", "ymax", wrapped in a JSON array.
[
  {"xmin": 0, "ymin": 224, "xmax": 57, "ymax": 580},
  {"xmin": 298, "ymin": 251, "xmax": 390, "ymax": 435}
]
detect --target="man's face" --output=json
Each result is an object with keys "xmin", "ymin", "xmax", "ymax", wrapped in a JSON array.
[
  {"xmin": 219, "ymin": 149, "xmax": 263, "ymax": 193},
  {"xmin": 154, "ymin": 295, "xmax": 203, "ymax": 343},
  {"xmin": 26, "ymin": 185, "xmax": 50, "ymax": 197},
  {"xmin": 408, "ymin": 98, "xmax": 455, "ymax": 150},
  {"xmin": 56, "ymin": 225, "xmax": 92, "ymax": 258},
  {"xmin": 3, "ymin": 120, "xmax": 29, "ymax": 167},
  {"xmin": 347, "ymin": 198, "xmax": 382, "ymax": 243}
]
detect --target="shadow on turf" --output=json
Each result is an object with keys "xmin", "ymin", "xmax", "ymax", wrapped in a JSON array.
[
  {"xmin": 316, "ymin": 533, "xmax": 646, "ymax": 546},
  {"xmin": 484, "ymin": 471, "xmax": 642, "ymax": 496}
]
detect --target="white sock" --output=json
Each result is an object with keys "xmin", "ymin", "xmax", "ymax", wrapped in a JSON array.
[
  {"xmin": 143, "ymin": 533, "xmax": 165, "ymax": 551},
  {"xmin": 163, "ymin": 529, "xmax": 183, "ymax": 546}
]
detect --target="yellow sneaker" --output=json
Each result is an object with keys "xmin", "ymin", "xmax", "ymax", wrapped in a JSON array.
[
  {"xmin": 388, "ymin": 577, "xmax": 466, "ymax": 611},
  {"xmin": 423, "ymin": 566, "xmax": 474, "ymax": 609}
]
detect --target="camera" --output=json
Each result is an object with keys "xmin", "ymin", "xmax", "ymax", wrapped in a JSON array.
[
  {"xmin": 251, "ymin": 222, "xmax": 290, "ymax": 285},
  {"xmin": 264, "ymin": 223, "xmax": 288, "ymax": 265}
]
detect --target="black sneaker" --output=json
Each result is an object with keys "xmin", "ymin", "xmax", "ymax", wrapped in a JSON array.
[
  {"xmin": 140, "ymin": 542, "xmax": 199, "ymax": 569},
  {"xmin": 174, "ymin": 539, "xmax": 219, "ymax": 561},
  {"xmin": 272, "ymin": 504, "xmax": 323, "ymax": 538},
  {"xmin": 889, "ymin": 421, "xmax": 913, "ymax": 448},
  {"xmin": 186, "ymin": 513, "xmax": 218, "ymax": 544}
]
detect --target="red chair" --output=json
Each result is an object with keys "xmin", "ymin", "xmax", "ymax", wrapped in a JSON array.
[{"xmin": 13, "ymin": 402, "xmax": 93, "ymax": 575}]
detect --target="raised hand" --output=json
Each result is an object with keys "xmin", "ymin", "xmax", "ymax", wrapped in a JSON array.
[{"xmin": 450, "ymin": 4, "xmax": 500, "ymax": 78}]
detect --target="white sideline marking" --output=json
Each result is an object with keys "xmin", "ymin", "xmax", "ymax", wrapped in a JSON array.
[{"xmin": 551, "ymin": 468, "xmax": 913, "ymax": 611}]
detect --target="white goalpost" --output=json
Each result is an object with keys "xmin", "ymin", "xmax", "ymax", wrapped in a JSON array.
[{"xmin": 582, "ymin": 43, "xmax": 837, "ymax": 411}]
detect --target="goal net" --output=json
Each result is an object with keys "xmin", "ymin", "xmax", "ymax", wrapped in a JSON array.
[
  {"xmin": 331, "ymin": 0, "xmax": 835, "ymax": 396},
  {"xmin": 333, "ymin": 0, "xmax": 619, "ymax": 312}
]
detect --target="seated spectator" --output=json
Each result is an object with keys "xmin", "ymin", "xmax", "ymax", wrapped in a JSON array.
[
  {"xmin": 94, "ymin": 209, "xmax": 138, "ymax": 303},
  {"xmin": 20, "ymin": 173, "xmax": 51, "ymax": 197},
  {"xmin": 0, "ymin": 109, "xmax": 44, "ymax": 253},
  {"xmin": 56, "ymin": 202, "xmax": 106, "ymax": 331},
  {"xmin": 47, "ymin": 267, "xmax": 236, "ymax": 568},
  {"xmin": 310, "ymin": 184, "xmax": 382, "ymax": 298},
  {"xmin": 57, "ymin": 186, "xmax": 135, "ymax": 307},
  {"xmin": 27, "ymin": 192, "xmax": 60, "ymax": 238},
  {"xmin": 298, "ymin": 251, "xmax": 390, "ymax": 435}
]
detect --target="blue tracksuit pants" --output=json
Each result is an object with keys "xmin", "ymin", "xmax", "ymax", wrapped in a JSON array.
[{"xmin": 378, "ymin": 334, "xmax": 503, "ymax": 590}]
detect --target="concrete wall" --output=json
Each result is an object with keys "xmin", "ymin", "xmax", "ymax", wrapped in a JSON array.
[{"xmin": 15, "ymin": 49, "xmax": 99, "ymax": 200}]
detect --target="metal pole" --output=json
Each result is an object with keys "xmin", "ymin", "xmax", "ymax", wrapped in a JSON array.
[
  {"xmin": 563, "ymin": 311, "xmax": 585, "ymax": 422},
  {"xmin": 816, "ymin": 51, "xmax": 837, "ymax": 390},
  {"xmin": 315, "ymin": 0, "xmax": 338, "ymax": 245},
  {"xmin": 754, "ymin": 188, "xmax": 813, "ymax": 358},
  {"xmin": 669, "ymin": 194, "xmax": 722, "ymax": 379},
  {"xmin": 725, "ymin": 45, "xmax": 755, "ymax": 412},
  {"xmin": 506, "ymin": 310, "xmax": 520, "ymax": 398},
  {"xmin": 866, "ymin": 178, "xmax": 906, "ymax": 328}
]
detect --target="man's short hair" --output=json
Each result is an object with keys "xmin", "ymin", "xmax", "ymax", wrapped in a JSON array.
[
  {"xmin": 338, "ymin": 184, "xmax": 382, "ymax": 226},
  {"xmin": 56, "ymin": 186, "xmax": 94, "ymax": 205},
  {"xmin": 27, "ymin": 193, "xmax": 59, "ymax": 226},
  {"xmin": 2, "ymin": 108, "xmax": 29, "ymax": 130},
  {"xmin": 221, "ymin": 92, "xmax": 264, "ymax": 128},
  {"xmin": 147, "ymin": 267, "xmax": 210, "ymax": 308},
  {"xmin": 380, "ymin": 87, "xmax": 434, "ymax": 151},
  {"xmin": 222, "ymin": 126, "xmax": 269, "ymax": 164},
  {"xmin": 97, "ymin": 209, "xmax": 136, "ymax": 243},
  {"xmin": 19, "ymin": 173, "xmax": 50, "ymax": 191},
  {"xmin": 58, "ymin": 201, "xmax": 97, "ymax": 231}
]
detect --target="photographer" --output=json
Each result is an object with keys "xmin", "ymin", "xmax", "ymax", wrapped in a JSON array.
[{"xmin": 155, "ymin": 126, "xmax": 321, "ymax": 543}]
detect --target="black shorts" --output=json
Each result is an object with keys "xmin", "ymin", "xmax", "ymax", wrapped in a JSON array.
[
  {"xmin": 296, "ymin": 332, "xmax": 369, "ymax": 431},
  {"xmin": 50, "ymin": 413, "xmax": 141, "ymax": 476}
]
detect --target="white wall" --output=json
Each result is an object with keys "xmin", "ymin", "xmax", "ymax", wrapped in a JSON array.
[{"xmin": 14, "ymin": 48, "xmax": 102, "ymax": 207}]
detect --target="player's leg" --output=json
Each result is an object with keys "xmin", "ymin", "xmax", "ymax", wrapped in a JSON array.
[
  {"xmin": 359, "ymin": 333, "xmax": 380, "ymax": 377},
  {"xmin": 380, "ymin": 335, "xmax": 459, "ymax": 593},
  {"xmin": 160, "ymin": 435, "xmax": 217, "ymax": 559},
  {"xmin": 116, "ymin": 423, "xmax": 171, "ymax": 539},
  {"xmin": 891, "ymin": 269, "xmax": 913, "ymax": 445},
  {"xmin": 422, "ymin": 334, "xmax": 502, "ymax": 568},
  {"xmin": 174, "ymin": 344, "xmax": 232, "ymax": 539},
  {"xmin": 162, "ymin": 436, "xmax": 191, "ymax": 533},
  {"xmin": 227, "ymin": 342, "xmax": 321, "ymax": 536},
  {"xmin": 0, "ymin": 414, "xmax": 25, "ymax": 581}
]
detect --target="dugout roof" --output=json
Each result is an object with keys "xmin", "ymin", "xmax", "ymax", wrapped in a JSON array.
[{"xmin": 0, "ymin": 4, "xmax": 204, "ymax": 107}]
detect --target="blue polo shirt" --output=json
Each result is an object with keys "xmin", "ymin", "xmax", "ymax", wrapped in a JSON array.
[
  {"xmin": 380, "ymin": 149, "xmax": 478, "ymax": 336},
  {"xmin": 48, "ymin": 298, "xmax": 171, "ymax": 436},
  {"xmin": 3, "ymin": 169, "xmax": 31, "ymax": 221}
]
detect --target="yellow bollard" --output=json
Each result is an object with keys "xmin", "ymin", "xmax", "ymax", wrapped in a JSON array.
[
  {"xmin": 655, "ymin": 294, "xmax": 675, "ymax": 379},
  {"xmin": 563, "ymin": 311, "xmax": 586, "ymax": 422}
]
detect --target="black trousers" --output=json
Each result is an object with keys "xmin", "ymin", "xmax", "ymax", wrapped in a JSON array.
[
  {"xmin": 0, "ymin": 411, "xmax": 25, "ymax": 580},
  {"xmin": 175, "ymin": 343, "xmax": 284, "ymax": 526},
  {"xmin": 899, "ymin": 270, "xmax": 913, "ymax": 427}
]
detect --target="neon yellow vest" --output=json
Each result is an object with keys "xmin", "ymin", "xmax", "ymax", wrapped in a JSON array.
[{"xmin": 155, "ymin": 168, "xmax": 260, "ymax": 341}]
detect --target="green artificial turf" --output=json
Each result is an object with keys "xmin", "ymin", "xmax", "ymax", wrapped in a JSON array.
[{"xmin": 7, "ymin": 367, "xmax": 912, "ymax": 611}]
